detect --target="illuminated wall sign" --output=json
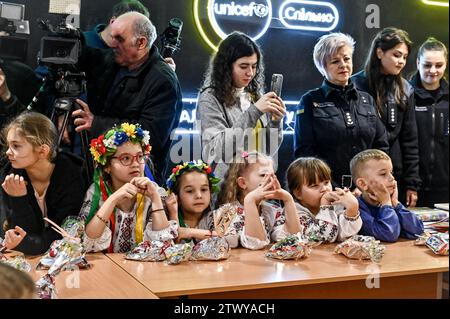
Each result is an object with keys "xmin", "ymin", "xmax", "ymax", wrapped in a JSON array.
[
  {"xmin": 208, "ymin": 0, "xmax": 273, "ymax": 40},
  {"xmin": 279, "ymin": 0, "xmax": 339, "ymax": 31},
  {"xmin": 422, "ymin": 0, "xmax": 449, "ymax": 7},
  {"xmin": 194, "ymin": 0, "xmax": 340, "ymax": 51},
  {"xmin": 178, "ymin": 98, "xmax": 297, "ymax": 135}
]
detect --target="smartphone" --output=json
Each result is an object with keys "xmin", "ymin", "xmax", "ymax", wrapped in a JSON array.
[
  {"xmin": 270, "ymin": 74, "xmax": 283, "ymax": 97},
  {"xmin": 341, "ymin": 175, "xmax": 353, "ymax": 189}
]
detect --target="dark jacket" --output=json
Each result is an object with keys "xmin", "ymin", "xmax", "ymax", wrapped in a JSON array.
[
  {"xmin": 294, "ymin": 80, "xmax": 389, "ymax": 186},
  {"xmin": 358, "ymin": 196, "xmax": 424, "ymax": 242},
  {"xmin": 410, "ymin": 74, "xmax": 449, "ymax": 200},
  {"xmin": 79, "ymin": 46, "xmax": 183, "ymax": 183},
  {"xmin": 0, "ymin": 152, "xmax": 87, "ymax": 255},
  {"xmin": 0, "ymin": 58, "xmax": 43, "ymax": 169},
  {"xmin": 0, "ymin": 58, "xmax": 42, "ymax": 129},
  {"xmin": 352, "ymin": 71, "xmax": 421, "ymax": 191}
]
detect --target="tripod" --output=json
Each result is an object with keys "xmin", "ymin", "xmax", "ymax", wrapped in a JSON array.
[
  {"xmin": 28, "ymin": 70, "xmax": 94, "ymax": 185},
  {"xmin": 50, "ymin": 97, "xmax": 93, "ymax": 183}
]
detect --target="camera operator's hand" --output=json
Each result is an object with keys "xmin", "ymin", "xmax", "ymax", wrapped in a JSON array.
[
  {"xmin": 164, "ymin": 58, "xmax": 176, "ymax": 72},
  {"xmin": 0, "ymin": 68, "xmax": 12, "ymax": 102},
  {"xmin": 72, "ymin": 99, "xmax": 94, "ymax": 132}
]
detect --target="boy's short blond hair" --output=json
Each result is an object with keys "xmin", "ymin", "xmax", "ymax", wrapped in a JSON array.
[{"xmin": 350, "ymin": 149, "xmax": 391, "ymax": 180}]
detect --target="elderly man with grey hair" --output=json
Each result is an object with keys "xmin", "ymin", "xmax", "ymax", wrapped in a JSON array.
[
  {"xmin": 73, "ymin": 12, "xmax": 183, "ymax": 183},
  {"xmin": 294, "ymin": 32, "xmax": 388, "ymax": 189}
]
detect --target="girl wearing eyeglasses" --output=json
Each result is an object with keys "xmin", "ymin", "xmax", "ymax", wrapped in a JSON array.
[{"xmin": 79, "ymin": 123, "xmax": 177, "ymax": 253}]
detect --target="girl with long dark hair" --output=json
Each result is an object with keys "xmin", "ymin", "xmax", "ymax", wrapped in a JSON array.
[
  {"xmin": 197, "ymin": 32, "xmax": 285, "ymax": 181},
  {"xmin": 353, "ymin": 27, "xmax": 421, "ymax": 207}
]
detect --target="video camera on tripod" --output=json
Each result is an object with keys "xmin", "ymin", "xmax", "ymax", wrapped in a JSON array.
[
  {"xmin": 35, "ymin": 18, "xmax": 86, "ymax": 145},
  {"xmin": 32, "ymin": 18, "xmax": 93, "ymax": 181},
  {"xmin": 38, "ymin": 18, "xmax": 82, "ymax": 66}
]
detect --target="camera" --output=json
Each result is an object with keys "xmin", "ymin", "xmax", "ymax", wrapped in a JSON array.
[
  {"xmin": 32, "ymin": 18, "xmax": 87, "ymax": 151},
  {"xmin": 0, "ymin": 17, "xmax": 28, "ymax": 62},
  {"xmin": 0, "ymin": 15, "xmax": 15, "ymax": 33},
  {"xmin": 38, "ymin": 19, "xmax": 82, "ymax": 66},
  {"xmin": 160, "ymin": 18, "xmax": 183, "ymax": 58},
  {"xmin": 36, "ymin": 18, "xmax": 85, "ymax": 98},
  {"xmin": 0, "ymin": 2, "xmax": 30, "ymax": 61}
]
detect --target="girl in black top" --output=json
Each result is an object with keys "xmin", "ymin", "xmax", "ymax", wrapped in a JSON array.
[
  {"xmin": 1, "ymin": 112, "xmax": 86, "ymax": 255},
  {"xmin": 410, "ymin": 37, "xmax": 449, "ymax": 207},
  {"xmin": 352, "ymin": 27, "xmax": 421, "ymax": 207}
]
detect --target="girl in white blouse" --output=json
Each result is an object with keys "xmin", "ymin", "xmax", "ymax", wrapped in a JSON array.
[
  {"xmin": 287, "ymin": 157, "xmax": 362, "ymax": 243},
  {"xmin": 79, "ymin": 123, "xmax": 177, "ymax": 253},
  {"xmin": 216, "ymin": 152, "xmax": 301, "ymax": 250},
  {"xmin": 164, "ymin": 160, "xmax": 221, "ymax": 243}
]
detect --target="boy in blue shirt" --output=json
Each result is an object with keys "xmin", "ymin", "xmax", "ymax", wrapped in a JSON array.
[{"xmin": 350, "ymin": 149, "xmax": 424, "ymax": 242}]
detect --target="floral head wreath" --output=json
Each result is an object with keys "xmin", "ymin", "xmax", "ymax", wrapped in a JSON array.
[
  {"xmin": 89, "ymin": 123, "xmax": 151, "ymax": 166},
  {"xmin": 85, "ymin": 123, "xmax": 153, "ymax": 253},
  {"xmin": 166, "ymin": 160, "xmax": 221, "ymax": 194}
]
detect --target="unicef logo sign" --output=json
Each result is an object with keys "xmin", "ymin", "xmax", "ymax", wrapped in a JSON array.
[
  {"xmin": 254, "ymin": 3, "xmax": 271, "ymax": 17},
  {"xmin": 194, "ymin": 0, "xmax": 340, "ymax": 51},
  {"xmin": 208, "ymin": 0, "xmax": 273, "ymax": 40},
  {"xmin": 213, "ymin": 1, "xmax": 270, "ymax": 17}
]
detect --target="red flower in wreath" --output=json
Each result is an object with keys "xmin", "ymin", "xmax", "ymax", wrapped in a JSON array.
[
  {"xmin": 144, "ymin": 144, "xmax": 152, "ymax": 154},
  {"xmin": 90, "ymin": 135, "xmax": 107, "ymax": 154}
]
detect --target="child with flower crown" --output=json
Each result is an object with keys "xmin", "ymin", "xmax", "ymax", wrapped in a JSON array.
[
  {"xmin": 216, "ymin": 152, "xmax": 302, "ymax": 250},
  {"xmin": 79, "ymin": 123, "xmax": 177, "ymax": 253},
  {"xmin": 165, "ymin": 160, "xmax": 221, "ymax": 243}
]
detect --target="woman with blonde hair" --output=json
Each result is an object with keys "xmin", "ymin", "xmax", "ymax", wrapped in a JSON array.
[{"xmin": 294, "ymin": 32, "xmax": 388, "ymax": 188}]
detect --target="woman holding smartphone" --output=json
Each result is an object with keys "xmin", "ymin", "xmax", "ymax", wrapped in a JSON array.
[{"xmin": 197, "ymin": 32, "xmax": 286, "ymax": 181}]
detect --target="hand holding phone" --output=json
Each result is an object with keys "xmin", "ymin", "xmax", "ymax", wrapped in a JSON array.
[
  {"xmin": 270, "ymin": 74, "xmax": 283, "ymax": 121},
  {"xmin": 271, "ymin": 74, "xmax": 283, "ymax": 97}
]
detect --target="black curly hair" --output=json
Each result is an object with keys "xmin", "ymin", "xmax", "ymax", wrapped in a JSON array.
[{"xmin": 201, "ymin": 32, "xmax": 265, "ymax": 107}]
